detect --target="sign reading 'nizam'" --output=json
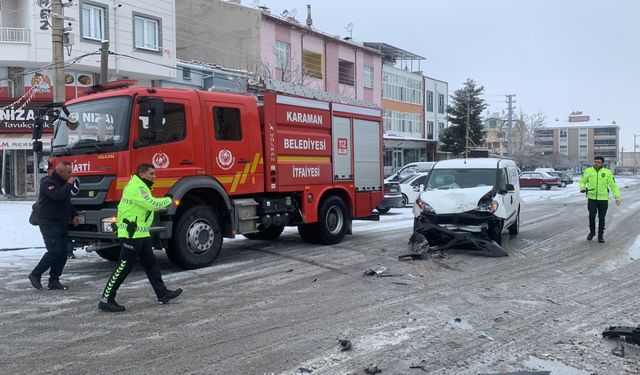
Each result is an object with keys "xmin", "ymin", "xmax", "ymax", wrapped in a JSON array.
[{"xmin": 0, "ymin": 103, "xmax": 53, "ymax": 133}]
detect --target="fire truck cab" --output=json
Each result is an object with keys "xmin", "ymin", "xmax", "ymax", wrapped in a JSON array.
[{"xmin": 43, "ymin": 82, "xmax": 383, "ymax": 269}]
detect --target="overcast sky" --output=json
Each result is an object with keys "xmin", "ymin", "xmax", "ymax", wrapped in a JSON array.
[{"xmin": 257, "ymin": 0, "xmax": 640, "ymax": 153}]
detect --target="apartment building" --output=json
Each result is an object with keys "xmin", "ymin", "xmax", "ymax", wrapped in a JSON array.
[
  {"xmin": 361, "ymin": 43, "xmax": 426, "ymax": 175},
  {"xmin": 424, "ymin": 76, "xmax": 448, "ymax": 160},
  {"xmin": 175, "ymin": 0, "xmax": 383, "ymax": 107},
  {"xmin": 534, "ymin": 112, "xmax": 619, "ymax": 169},
  {"xmin": 0, "ymin": 0, "xmax": 176, "ymax": 196}
]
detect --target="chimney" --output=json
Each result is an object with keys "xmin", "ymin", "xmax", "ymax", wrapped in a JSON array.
[{"xmin": 306, "ymin": 4, "xmax": 313, "ymax": 28}]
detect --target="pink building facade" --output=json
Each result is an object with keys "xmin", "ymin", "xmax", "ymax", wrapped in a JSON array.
[{"xmin": 259, "ymin": 14, "xmax": 382, "ymax": 106}]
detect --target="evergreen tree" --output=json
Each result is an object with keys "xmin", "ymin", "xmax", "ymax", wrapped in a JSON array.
[{"xmin": 440, "ymin": 79, "xmax": 488, "ymax": 155}]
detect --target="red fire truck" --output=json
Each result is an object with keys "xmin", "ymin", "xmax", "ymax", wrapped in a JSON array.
[{"xmin": 38, "ymin": 81, "xmax": 383, "ymax": 269}]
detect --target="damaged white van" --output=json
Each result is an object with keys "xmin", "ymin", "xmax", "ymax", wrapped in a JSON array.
[{"xmin": 412, "ymin": 158, "xmax": 520, "ymax": 256}]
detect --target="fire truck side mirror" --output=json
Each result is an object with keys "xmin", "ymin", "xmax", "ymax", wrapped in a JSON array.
[{"xmin": 32, "ymin": 117, "xmax": 44, "ymax": 140}]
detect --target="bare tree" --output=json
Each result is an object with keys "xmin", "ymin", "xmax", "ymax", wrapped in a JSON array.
[{"xmin": 511, "ymin": 110, "xmax": 547, "ymax": 168}]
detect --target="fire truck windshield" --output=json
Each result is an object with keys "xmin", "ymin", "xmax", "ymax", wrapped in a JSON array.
[{"xmin": 51, "ymin": 96, "xmax": 132, "ymax": 156}]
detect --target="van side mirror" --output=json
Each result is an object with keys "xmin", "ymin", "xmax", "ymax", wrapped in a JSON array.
[{"xmin": 505, "ymin": 183, "xmax": 515, "ymax": 192}]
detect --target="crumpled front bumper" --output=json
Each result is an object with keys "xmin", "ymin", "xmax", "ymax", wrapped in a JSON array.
[{"xmin": 413, "ymin": 211, "xmax": 507, "ymax": 257}]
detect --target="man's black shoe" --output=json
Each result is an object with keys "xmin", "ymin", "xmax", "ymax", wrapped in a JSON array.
[
  {"xmin": 587, "ymin": 233, "xmax": 595, "ymax": 241},
  {"xmin": 47, "ymin": 281, "xmax": 68, "ymax": 290},
  {"xmin": 598, "ymin": 236, "xmax": 605, "ymax": 243},
  {"xmin": 158, "ymin": 288, "xmax": 183, "ymax": 305},
  {"xmin": 28, "ymin": 273, "xmax": 42, "ymax": 290},
  {"xmin": 98, "ymin": 300, "xmax": 126, "ymax": 313}
]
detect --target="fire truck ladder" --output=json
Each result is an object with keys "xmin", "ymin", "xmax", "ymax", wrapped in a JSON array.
[{"xmin": 248, "ymin": 77, "xmax": 379, "ymax": 109}]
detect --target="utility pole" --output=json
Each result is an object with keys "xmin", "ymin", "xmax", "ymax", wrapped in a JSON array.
[
  {"xmin": 100, "ymin": 40, "xmax": 110, "ymax": 84},
  {"xmin": 506, "ymin": 94, "xmax": 516, "ymax": 158},
  {"xmin": 634, "ymin": 134, "xmax": 639, "ymax": 173},
  {"xmin": 465, "ymin": 96, "xmax": 470, "ymax": 158},
  {"xmin": 51, "ymin": 0, "xmax": 65, "ymax": 104}
]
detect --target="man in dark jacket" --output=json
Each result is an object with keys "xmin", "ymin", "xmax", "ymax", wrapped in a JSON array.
[{"xmin": 28, "ymin": 161, "xmax": 80, "ymax": 290}]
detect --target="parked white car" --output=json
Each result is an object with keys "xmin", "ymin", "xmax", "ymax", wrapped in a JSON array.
[
  {"xmin": 385, "ymin": 162, "xmax": 435, "ymax": 183},
  {"xmin": 398, "ymin": 173, "xmax": 429, "ymax": 207},
  {"xmin": 413, "ymin": 158, "xmax": 521, "ymax": 253}
]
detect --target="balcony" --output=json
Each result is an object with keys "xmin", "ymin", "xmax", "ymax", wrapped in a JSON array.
[{"xmin": 0, "ymin": 27, "xmax": 31, "ymax": 43}]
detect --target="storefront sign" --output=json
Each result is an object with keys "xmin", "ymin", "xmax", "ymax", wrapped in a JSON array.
[
  {"xmin": 0, "ymin": 137, "xmax": 51, "ymax": 150},
  {"xmin": 0, "ymin": 103, "xmax": 53, "ymax": 133}
]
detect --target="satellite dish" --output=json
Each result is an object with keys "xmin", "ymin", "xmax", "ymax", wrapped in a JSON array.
[
  {"xmin": 345, "ymin": 22, "xmax": 354, "ymax": 38},
  {"xmin": 281, "ymin": 9, "xmax": 288, "ymax": 18},
  {"xmin": 289, "ymin": 8, "xmax": 297, "ymax": 18}
]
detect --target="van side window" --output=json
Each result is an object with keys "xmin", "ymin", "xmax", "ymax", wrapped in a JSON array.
[
  {"xmin": 137, "ymin": 102, "xmax": 186, "ymax": 145},
  {"xmin": 507, "ymin": 166, "xmax": 519, "ymax": 184},
  {"xmin": 497, "ymin": 168, "xmax": 508, "ymax": 190},
  {"xmin": 214, "ymin": 107, "xmax": 242, "ymax": 141}
]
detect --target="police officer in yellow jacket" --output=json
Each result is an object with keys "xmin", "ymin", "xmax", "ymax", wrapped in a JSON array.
[
  {"xmin": 579, "ymin": 156, "xmax": 620, "ymax": 243},
  {"xmin": 98, "ymin": 163, "xmax": 182, "ymax": 312}
]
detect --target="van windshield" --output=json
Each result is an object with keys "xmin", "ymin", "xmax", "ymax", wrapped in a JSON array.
[{"xmin": 426, "ymin": 169, "xmax": 496, "ymax": 190}]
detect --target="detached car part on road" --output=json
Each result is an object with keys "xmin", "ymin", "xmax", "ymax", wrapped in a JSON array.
[{"xmin": 412, "ymin": 158, "xmax": 521, "ymax": 257}]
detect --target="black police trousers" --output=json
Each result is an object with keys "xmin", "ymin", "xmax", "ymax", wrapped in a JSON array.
[
  {"xmin": 101, "ymin": 237, "xmax": 168, "ymax": 302},
  {"xmin": 587, "ymin": 199, "xmax": 608, "ymax": 235},
  {"xmin": 32, "ymin": 226, "xmax": 69, "ymax": 283}
]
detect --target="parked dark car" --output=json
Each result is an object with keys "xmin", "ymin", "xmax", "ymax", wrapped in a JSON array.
[
  {"xmin": 547, "ymin": 171, "xmax": 573, "ymax": 188},
  {"xmin": 519, "ymin": 171, "xmax": 561, "ymax": 190},
  {"xmin": 376, "ymin": 182, "xmax": 403, "ymax": 214}
]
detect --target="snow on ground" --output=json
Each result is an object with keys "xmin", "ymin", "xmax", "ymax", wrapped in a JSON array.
[{"xmin": 1, "ymin": 176, "xmax": 637, "ymax": 268}]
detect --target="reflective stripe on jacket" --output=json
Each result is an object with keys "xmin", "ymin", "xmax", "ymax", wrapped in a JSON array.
[
  {"xmin": 117, "ymin": 175, "xmax": 172, "ymax": 238},
  {"xmin": 579, "ymin": 166, "xmax": 620, "ymax": 201}
]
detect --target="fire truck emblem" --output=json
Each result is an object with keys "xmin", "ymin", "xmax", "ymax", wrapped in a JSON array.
[
  {"xmin": 152, "ymin": 152, "xmax": 170, "ymax": 169},
  {"xmin": 216, "ymin": 149, "xmax": 235, "ymax": 170}
]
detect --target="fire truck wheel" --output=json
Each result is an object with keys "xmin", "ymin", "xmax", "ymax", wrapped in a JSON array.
[
  {"xmin": 243, "ymin": 225, "xmax": 286, "ymax": 240},
  {"xmin": 96, "ymin": 248, "xmax": 120, "ymax": 261},
  {"xmin": 169, "ymin": 205, "xmax": 223, "ymax": 269},
  {"xmin": 317, "ymin": 196, "xmax": 348, "ymax": 245}
]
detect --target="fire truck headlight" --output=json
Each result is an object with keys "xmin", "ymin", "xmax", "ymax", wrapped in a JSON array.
[{"xmin": 101, "ymin": 217, "xmax": 117, "ymax": 232}]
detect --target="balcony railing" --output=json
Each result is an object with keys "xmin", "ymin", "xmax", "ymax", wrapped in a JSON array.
[{"xmin": 0, "ymin": 27, "xmax": 31, "ymax": 43}]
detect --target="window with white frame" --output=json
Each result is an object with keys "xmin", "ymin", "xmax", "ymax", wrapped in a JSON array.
[
  {"xmin": 426, "ymin": 91, "xmax": 434, "ymax": 112},
  {"xmin": 274, "ymin": 41, "xmax": 291, "ymax": 70},
  {"xmin": 427, "ymin": 121, "xmax": 434, "ymax": 139},
  {"xmin": 81, "ymin": 2, "xmax": 106, "ymax": 41},
  {"xmin": 438, "ymin": 93, "xmax": 445, "ymax": 114},
  {"xmin": 383, "ymin": 71, "xmax": 422, "ymax": 105},
  {"xmin": 383, "ymin": 109, "xmax": 422, "ymax": 137},
  {"xmin": 134, "ymin": 13, "xmax": 161, "ymax": 52},
  {"xmin": 363, "ymin": 66, "xmax": 373, "ymax": 88}
]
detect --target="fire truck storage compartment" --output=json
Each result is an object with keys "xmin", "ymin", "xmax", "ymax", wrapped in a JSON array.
[
  {"xmin": 234, "ymin": 198, "xmax": 259, "ymax": 233},
  {"xmin": 353, "ymin": 118, "xmax": 382, "ymax": 192}
]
